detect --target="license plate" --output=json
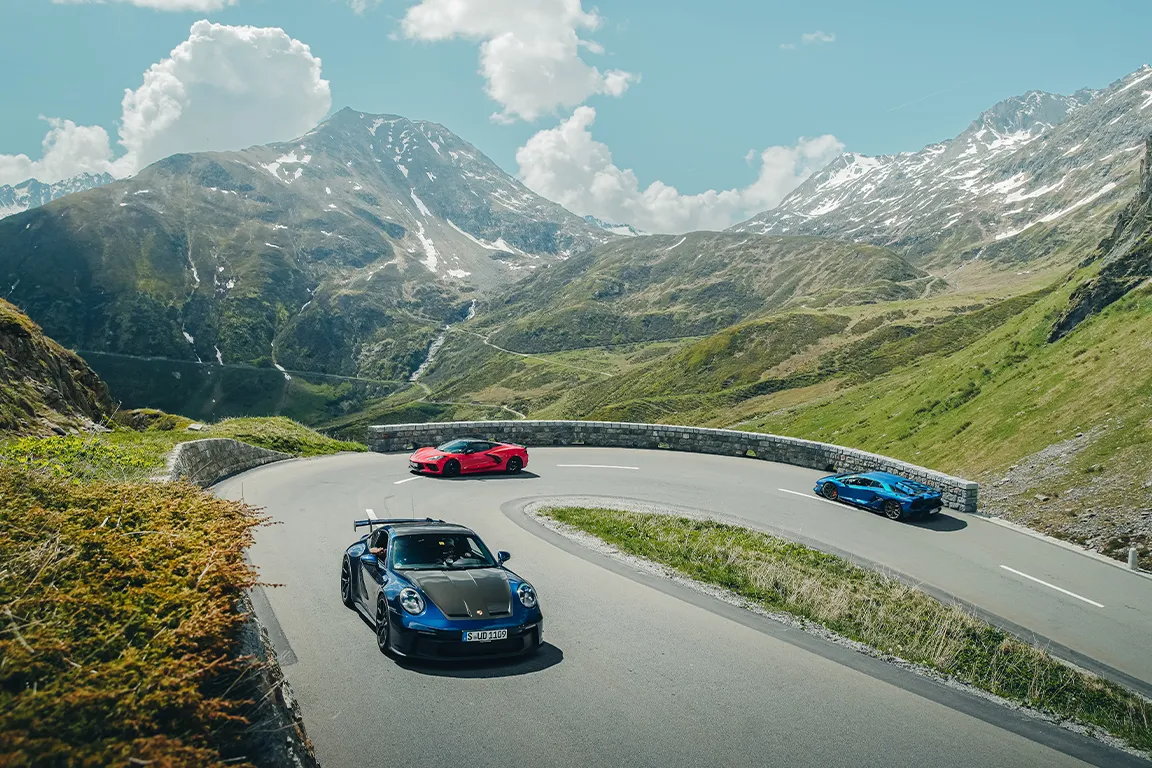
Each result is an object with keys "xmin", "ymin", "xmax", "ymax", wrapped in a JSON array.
[{"xmin": 463, "ymin": 629, "xmax": 508, "ymax": 642}]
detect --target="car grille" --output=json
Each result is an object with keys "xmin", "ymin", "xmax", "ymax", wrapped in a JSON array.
[{"xmin": 411, "ymin": 625, "xmax": 538, "ymax": 659}]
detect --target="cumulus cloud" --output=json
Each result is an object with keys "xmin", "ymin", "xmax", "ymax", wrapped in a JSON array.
[
  {"xmin": 0, "ymin": 118, "xmax": 117, "ymax": 185},
  {"xmin": 516, "ymin": 107, "xmax": 843, "ymax": 234},
  {"xmin": 0, "ymin": 21, "xmax": 331, "ymax": 185},
  {"xmin": 53, "ymin": 0, "xmax": 238, "ymax": 11},
  {"xmin": 400, "ymin": 0, "xmax": 636, "ymax": 122}
]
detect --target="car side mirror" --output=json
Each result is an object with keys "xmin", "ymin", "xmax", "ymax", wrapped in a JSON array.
[
  {"xmin": 497, "ymin": 551, "xmax": 511, "ymax": 564},
  {"xmin": 361, "ymin": 554, "xmax": 378, "ymax": 567}
]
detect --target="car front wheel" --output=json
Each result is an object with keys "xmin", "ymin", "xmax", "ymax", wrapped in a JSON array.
[
  {"xmin": 442, "ymin": 459, "xmax": 461, "ymax": 477},
  {"xmin": 376, "ymin": 597, "xmax": 391, "ymax": 655},
  {"xmin": 340, "ymin": 556, "xmax": 355, "ymax": 608},
  {"xmin": 883, "ymin": 500, "xmax": 904, "ymax": 521},
  {"xmin": 821, "ymin": 484, "xmax": 838, "ymax": 500}
]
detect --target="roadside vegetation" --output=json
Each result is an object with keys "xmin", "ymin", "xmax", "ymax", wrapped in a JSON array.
[
  {"xmin": 0, "ymin": 410, "xmax": 353, "ymax": 765},
  {"xmin": 539, "ymin": 506, "xmax": 1152, "ymax": 754},
  {"xmin": 0, "ymin": 411, "xmax": 366, "ymax": 482},
  {"xmin": 0, "ymin": 469, "xmax": 270, "ymax": 766}
]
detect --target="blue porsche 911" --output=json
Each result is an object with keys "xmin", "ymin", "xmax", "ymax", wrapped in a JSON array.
[
  {"xmin": 813, "ymin": 471, "xmax": 944, "ymax": 521},
  {"xmin": 340, "ymin": 517, "xmax": 543, "ymax": 660}
]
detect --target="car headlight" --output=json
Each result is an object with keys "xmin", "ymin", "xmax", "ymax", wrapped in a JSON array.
[
  {"xmin": 399, "ymin": 587, "xmax": 425, "ymax": 615},
  {"xmin": 517, "ymin": 582, "xmax": 538, "ymax": 608}
]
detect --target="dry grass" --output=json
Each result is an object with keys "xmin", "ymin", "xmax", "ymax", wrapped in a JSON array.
[
  {"xmin": 0, "ymin": 469, "xmax": 268, "ymax": 766},
  {"xmin": 540, "ymin": 506, "xmax": 1152, "ymax": 754}
]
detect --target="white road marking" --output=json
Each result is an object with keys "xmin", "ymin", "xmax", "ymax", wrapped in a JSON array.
[
  {"xmin": 999, "ymin": 565, "xmax": 1104, "ymax": 608},
  {"xmin": 365, "ymin": 508, "xmax": 376, "ymax": 519},
  {"xmin": 779, "ymin": 488, "xmax": 843, "ymax": 507},
  {"xmin": 556, "ymin": 464, "xmax": 639, "ymax": 470},
  {"xmin": 393, "ymin": 476, "xmax": 420, "ymax": 485}
]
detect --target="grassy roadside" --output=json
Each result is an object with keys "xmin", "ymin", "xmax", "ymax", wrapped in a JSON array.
[
  {"xmin": 0, "ymin": 470, "xmax": 267, "ymax": 766},
  {"xmin": 539, "ymin": 506, "xmax": 1152, "ymax": 754},
  {"xmin": 0, "ymin": 413, "xmax": 366, "ymax": 482}
]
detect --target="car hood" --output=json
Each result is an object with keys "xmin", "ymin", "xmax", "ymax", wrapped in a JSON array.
[
  {"xmin": 412, "ymin": 446, "xmax": 451, "ymax": 459},
  {"xmin": 405, "ymin": 568, "xmax": 512, "ymax": 619}
]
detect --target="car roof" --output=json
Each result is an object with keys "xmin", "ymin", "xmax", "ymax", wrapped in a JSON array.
[
  {"xmin": 386, "ymin": 523, "xmax": 476, "ymax": 536},
  {"xmin": 858, "ymin": 471, "xmax": 917, "ymax": 484}
]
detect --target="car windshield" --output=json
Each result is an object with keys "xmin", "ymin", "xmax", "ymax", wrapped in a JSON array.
[
  {"xmin": 436, "ymin": 439, "xmax": 470, "ymax": 453},
  {"xmin": 389, "ymin": 533, "xmax": 498, "ymax": 570}
]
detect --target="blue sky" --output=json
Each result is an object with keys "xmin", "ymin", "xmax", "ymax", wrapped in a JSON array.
[{"xmin": 1, "ymin": 0, "xmax": 1149, "ymax": 231}]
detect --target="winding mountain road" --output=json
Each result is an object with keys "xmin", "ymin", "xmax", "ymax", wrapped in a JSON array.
[{"xmin": 216, "ymin": 448, "xmax": 1152, "ymax": 768}]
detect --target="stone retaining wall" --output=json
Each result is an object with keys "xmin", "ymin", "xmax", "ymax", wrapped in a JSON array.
[
  {"xmin": 165, "ymin": 438, "xmax": 292, "ymax": 488},
  {"xmin": 367, "ymin": 420, "xmax": 979, "ymax": 513}
]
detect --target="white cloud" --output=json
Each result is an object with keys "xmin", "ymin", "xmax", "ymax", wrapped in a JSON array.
[
  {"xmin": 516, "ymin": 107, "xmax": 843, "ymax": 234},
  {"xmin": 0, "ymin": 21, "xmax": 331, "ymax": 185},
  {"xmin": 348, "ymin": 0, "xmax": 381, "ymax": 13},
  {"xmin": 400, "ymin": 0, "xmax": 636, "ymax": 122},
  {"xmin": 781, "ymin": 30, "xmax": 836, "ymax": 50},
  {"xmin": 0, "ymin": 118, "xmax": 117, "ymax": 186},
  {"xmin": 801, "ymin": 30, "xmax": 836, "ymax": 43},
  {"xmin": 53, "ymin": 0, "xmax": 238, "ymax": 10}
]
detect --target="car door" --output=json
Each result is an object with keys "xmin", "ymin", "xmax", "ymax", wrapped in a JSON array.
[
  {"xmin": 853, "ymin": 478, "xmax": 881, "ymax": 507},
  {"xmin": 360, "ymin": 530, "xmax": 388, "ymax": 607},
  {"xmin": 839, "ymin": 476, "xmax": 865, "ymax": 503},
  {"xmin": 460, "ymin": 441, "xmax": 498, "ymax": 472}
]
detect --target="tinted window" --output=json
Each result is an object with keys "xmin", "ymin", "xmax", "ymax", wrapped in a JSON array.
[
  {"xmin": 390, "ymin": 533, "xmax": 497, "ymax": 570},
  {"xmin": 436, "ymin": 439, "xmax": 470, "ymax": 453}
]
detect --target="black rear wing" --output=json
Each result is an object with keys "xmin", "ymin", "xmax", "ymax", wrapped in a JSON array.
[{"xmin": 353, "ymin": 517, "xmax": 444, "ymax": 530}]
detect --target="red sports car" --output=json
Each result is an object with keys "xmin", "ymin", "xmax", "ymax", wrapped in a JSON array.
[{"xmin": 408, "ymin": 438, "xmax": 529, "ymax": 477}]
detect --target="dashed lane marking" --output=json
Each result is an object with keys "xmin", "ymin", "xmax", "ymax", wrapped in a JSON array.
[
  {"xmin": 778, "ymin": 488, "xmax": 843, "ymax": 507},
  {"xmin": 556, "ymin": 464, "xmax": 639, "ymax": 470},
  {"xmin": 393, "ymin": 477, "xmax": 420, "ymax": 485},
  {"xmin": 999, "ymin": 565, "xmax": 1104, "ymax": 608}
]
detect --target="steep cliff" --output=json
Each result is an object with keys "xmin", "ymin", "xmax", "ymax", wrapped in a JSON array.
[
  {"xmin": 0, "ymin": 299, "xmax": 113, "ymax": 434},
  {"xmin": 1050, "ymin": 134, "xmax": 1152, "ymax": 341}
]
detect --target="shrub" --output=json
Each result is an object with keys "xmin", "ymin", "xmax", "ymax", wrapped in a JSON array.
[{"xmin": 0, "ymin": 469, "xmax": 267, "ymax": 767}]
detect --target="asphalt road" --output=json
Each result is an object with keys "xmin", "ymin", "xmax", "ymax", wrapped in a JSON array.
[{"xmin": 216, "ymin": 448, "xmax": 1152, "ymax": 768}]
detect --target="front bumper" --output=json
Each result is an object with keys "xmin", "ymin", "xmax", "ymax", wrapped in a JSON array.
[
  {"xmin": 409, "ymin": 460, "xmax": 440, "ymax": 473},
  {"xmin": 390, "ymin": 615, "xmax": 544, "ymax": 660}
]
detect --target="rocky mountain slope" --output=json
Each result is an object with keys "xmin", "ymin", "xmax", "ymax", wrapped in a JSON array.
[
  {"xmin": 0, "ymin": 108, "xmax": 614, "ymax": 382},
  {"xmin": 0, "ymin": 299, "xmax": 112, "ymax": 434},
  {"xmin": 733, "ymin": 66, "xmax": 1152, "ymax": 271},
  {"xmin": 1051, "ymin": 134, "xmax": 1152, "ymax": 339},
  {"xmin": 0, "ymin": 172, "xmax": 113, "ymax": 220},
  {"xmin": 471, "ymin": 231, "xmax": 943, "ymax": 353}
]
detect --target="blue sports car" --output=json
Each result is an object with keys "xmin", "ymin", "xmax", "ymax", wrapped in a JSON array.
[
  {"xmin": 813, "ymin": 471, "xmax": 943, "ymax": 521},
  {"xmin": 340, "ymin": 517, "xmax": 543, "ymax": 660}
]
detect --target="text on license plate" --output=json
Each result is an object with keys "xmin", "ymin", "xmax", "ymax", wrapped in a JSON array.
[{"xmin": 463, "ymin": 629, "xmax": 508, "ymax": 642}]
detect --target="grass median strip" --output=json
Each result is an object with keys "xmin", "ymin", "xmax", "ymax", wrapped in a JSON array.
[{"xmin": 538, "ymin": 505, "xmax": 1152, "ymax": 754}]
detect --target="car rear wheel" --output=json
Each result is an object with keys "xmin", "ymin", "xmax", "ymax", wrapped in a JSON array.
[
  {"xmin": 883, "ymin": 500, "xmax": 904, "ymax": 521},
  {"xmin": 340, "ymin": 556, "xmax": 354, "ymax": 608},
  {"xmin": 821, "ymin": 484, "xmax": 838, "ymax": 500},
  {"xmin": 506, "ymin": 456, "xmax": 523, "ymax": 474},
  {"xmin": 376, "ymin": 597, "xmax": 391, "ymax": 655},
  {"xmin": 443, "ymin": 459, "xmax": 461, "ymax": 477}
]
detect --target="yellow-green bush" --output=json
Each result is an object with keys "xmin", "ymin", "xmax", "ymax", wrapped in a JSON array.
[{"xmin": 0, "ymin": 469, "xmax": 266, "ymax": 766}]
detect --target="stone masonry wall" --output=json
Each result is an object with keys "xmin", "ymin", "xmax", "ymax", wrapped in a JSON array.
[
  {"xmin": 367, "ymin": 420, "xmax": 979, "ymax": 513},
  {"xmin": 165, "ymin": 438, "xmax": 292, "ymax": 488}
]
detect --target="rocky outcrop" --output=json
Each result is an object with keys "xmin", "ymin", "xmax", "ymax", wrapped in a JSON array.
[
  {"xmin": 0, "ymin": 298, "xmax": 113, "ymax": 434},
  {"xmin": 1050, "ymin": 134, "xmax": 1152, "ymax": 341}
]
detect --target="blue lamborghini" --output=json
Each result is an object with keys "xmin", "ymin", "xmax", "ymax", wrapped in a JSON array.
[
  {"xmin": 813, "ymin": 471, "xmax": 944, "ymax": 521},
  {"xmin": 340, "ymin": 517, "xmax": 544, "ymax": 660}
]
